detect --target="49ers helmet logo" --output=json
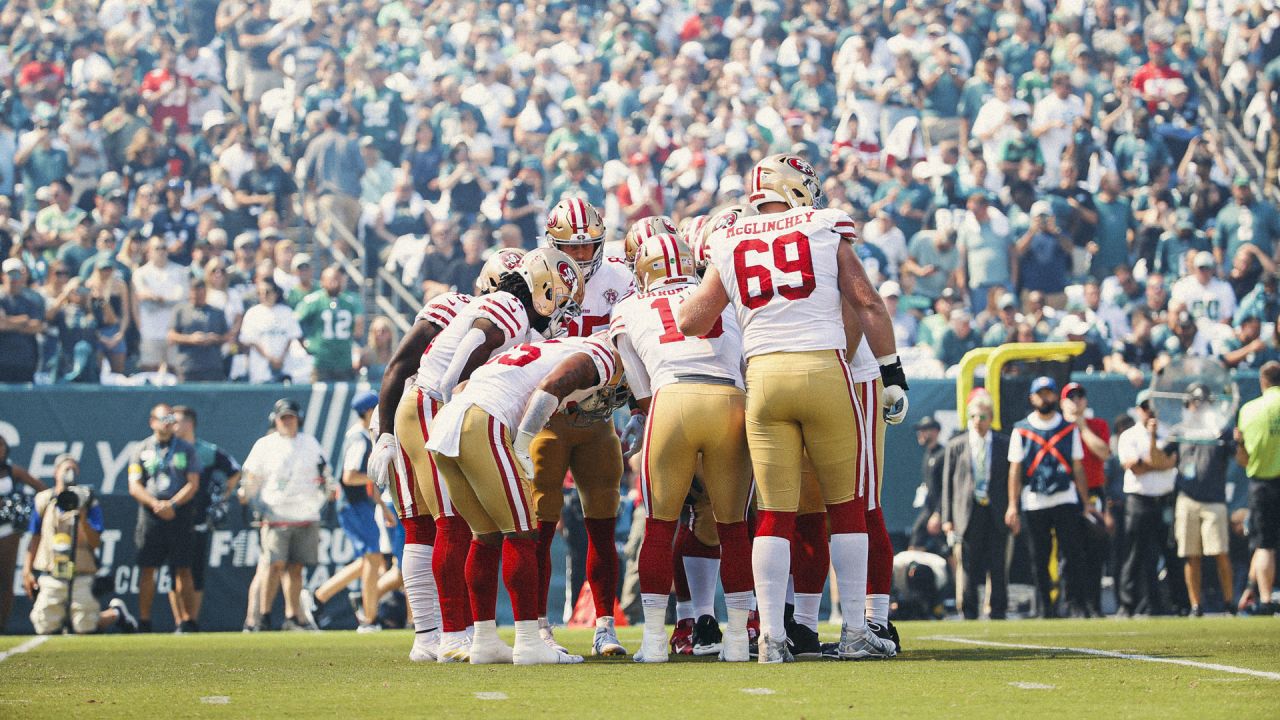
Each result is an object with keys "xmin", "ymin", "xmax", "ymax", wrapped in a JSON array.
[
  {"xmin": 556, "ymin": 260, "xmax": 577, "ymax": 290},
  {"xmin": 714, "ymin": 212, "xmax": 739, "ymax": 231},
  {"xmin": 784, "ymin": 156, "xmax": 815, "ymax": 177},
  {"xmin": 501, "ymin": 254, "xmax": 521, "ymax": 269}
]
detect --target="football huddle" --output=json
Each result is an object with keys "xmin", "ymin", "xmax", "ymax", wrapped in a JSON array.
[{"xmin": 366, "ymin": 153, "xmax": 912, "ymax": 665}]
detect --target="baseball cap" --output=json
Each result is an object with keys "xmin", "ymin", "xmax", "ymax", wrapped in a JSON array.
[
  {"xmin": 1061, "ymin": 382, "xmax": 1085, "ymax": 400},
  {"xmin": 1009, "ymin": 100, "xmax": 1032, "ymax": 118},
  {"xmin": 292, "ymin": 253, "xmax": 313, "ymax": 271},
  {"xmin": 997, "ymin": 293, "xmax": 1017, "ymax": 310},
  {"xmin": 2, "ymin": 258, "xmax": 24, "ymax": 274},
  {"xmin": 271, "ymin": 398, "xmax": 302, "ymax": 420},
  {"xmin": 913, "ymin": 415, "xmax": 941, "ymax": 431},
  {"xmin": 981, "ymin": 47, "xmax": 1001, "ymax": 61},
  {"xmin": 1233, "ymin": 175, "xmax": 1251, "ymax": 188},
  {"xmin": 351, "ymin": 390, "xmax": 379, "ymax": 416},
  {"xmin": 201, "ymin": 109, "xmax": 228, "ymax": 133},
  {"xmin": 1193, "ymin": 250, "xmax": 1215, "ymax": 269},
  {"xmin": 1030, "ymin": 376, "xmax": 1058, "ymax": 395},
  {"xmin": 939, "ymin": 287, "xmax": 959, "ymax": 302},
  {"xmin": 1135, "ymin": 388, "xmax": 1152, "ymax": 408},
  {"xmin": 879, "ymin": 280, "xmax": 902, "ymax": 298},
  {"xmin": 94, "ymin": 255, "xmax": 115, "ymax": 270},
  {"xmin": 233, "ymin": 232, "xmax": 257, "ymax": 250}
]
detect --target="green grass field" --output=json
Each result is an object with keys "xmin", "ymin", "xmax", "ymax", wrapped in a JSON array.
[{"xmin": 1, "ymin": 618, "xmax": 1278, "ymax": 718}]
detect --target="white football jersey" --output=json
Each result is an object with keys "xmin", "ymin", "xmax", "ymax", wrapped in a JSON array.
[
  {"xmin": 413, "ymin": 291, "xmax": 472, "ymax": 327},
  {"xmin": 565, "ymin": 256, "xmax": 635, "ymax": 337},
  {"xmin": 435, "ymin": 337, "xmax": 617, "ymax": 442},
  {"xmin": 609, "ymin": 280, "xmax": 744, "ymax": 396},
  {"xmin": 709, "ymin": 206, "xmax": 856, "ymax": 359},
  {"xmin": 849, "ymin": 337, "xmax": 880, "ymax": 383},
  {"xmin": 1170, "ymin": 276, "xmax": 1237, "ymax": 324},
  {"xmin": 414, "ymin": 291, "xmax": 533, "ymax": 398}
]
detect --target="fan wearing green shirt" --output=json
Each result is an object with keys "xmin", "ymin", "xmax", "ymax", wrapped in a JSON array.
[{"xmin": 295, "ymin": 267, "xmax": 365, "ymax": 382}]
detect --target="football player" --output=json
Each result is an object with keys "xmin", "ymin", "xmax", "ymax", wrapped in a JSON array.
[
  {"xmin": 622, "ymin": 215, "xmax": 678, "ymax": 266},
  {"xmin": 677, "ymin": 153, "xmax": 909, "ymax": 663},
  {"xmin": 668, "ymin": 489, "xmax": 723, "ymax": 655},
  {"xmin": 610, "ymin": 234, "xmax": 754, "ymax": 662},
  {"xmin": 426, "ymin": 332, "xmax": 628, "ymax": 665},
  {"xmin": 368, "ymin": 247, "xmax": 552, "ymax": 662},
  {"xmin": 531, "ymin": 198, "xmax": 636, "ymax": 656}
]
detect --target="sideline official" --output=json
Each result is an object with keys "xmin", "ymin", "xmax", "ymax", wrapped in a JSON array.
[{"xmin": 1236, "ymin": 361, "xmax": 1280, "ymax": 615}]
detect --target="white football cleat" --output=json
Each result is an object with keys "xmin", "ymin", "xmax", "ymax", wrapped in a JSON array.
[
  {"xmin": 514, "ymin": 620, "xmax": 584, "ymax": 665},
  {"xmin": 469, "ymin": 621, "xmax": 514, "ymax": 665},
  {"xmin": 592, "ymin": 616, "xmax": 627, "ymax": 656},
  {"xmin": 539, "ymin": 618, "xmax": 569, "ymax": 653},
  {"xmin": 633, "ymin": 627, "xmax": 669, "ymax": 663},
  {"xmin": 837, "ymin": 623, "xmax": 896, "ymax": 660},
  {"xmin": 436, "ymin": 632, "xmax": 471, "ymax": 663},
  {"xmin": 409, "ymin": 630, "xmax": 440, "ymax": 662},
  {"xmin": 757, "ymin": 633, "xmax": 794, "ymax": 664}
]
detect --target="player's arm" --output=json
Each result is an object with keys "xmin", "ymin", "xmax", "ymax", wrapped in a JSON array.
[
  {"xmin": 840, "ymin": 298, "xmax": 864, "ymax": 363},
  {"xmin": 612, "ymin": 330, "xmax": 652, "ymax": 457},
  {"xmin": 837, "ymin": 241, "xmax": 909, "ymax": 419},
  {"xmin": 676, "ymin": 265, "xmax": 731, "ymax": 337},
  {"xmin": 437, "ymin": 317, "xmax": 508, "ymax": 401},
  {"xmin": 376, "ymin": 318, "xmax": 443, "ymax": 435}
]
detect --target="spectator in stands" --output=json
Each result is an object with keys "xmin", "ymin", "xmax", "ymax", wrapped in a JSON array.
[
  {"xmin": 1217, "ymin": 314, "xmax": 1280, "ymax": 369},
  {"xmin": 1016, "ymin": 201, "xmax": 1073, "ymax": 308},
  {"xmin": 240, "ymin": 399, "xmax": 330, "ymax": 632},
  {"xmin": 1215, "ymin": 177, "xmax": 1280, "ymax": 270},
  {"xmin": 957, "ymin": 193, "xmax": 1012, "ymax": 314},
  {"xmin": 437, "ymin": 141, "xmax": 491, "ymax": 227},
  {"xmin": 371, "ymin": 174, "xmax": 430, "ymax": 252},
  {"xmin": 43, "ymin": 262, "xmax": 101, "ymax": 382},
  {"xmin": 903, "ymin": 225, "xmax": 960, "ymax": 303},
  {"xmin": 1171, "ymin": 252, "xmax": 1237, "ymax": 324},
  {"xmin": 152, "ymin": 180, "xmax": 200, "ymax": 267},
  {"xmin": 303, "ymin": 110, "xmax": 364, "ymax": 244},
  {"xmin": 295, "ymin": 266, "xmax": 364, "ymax": 382},
  {"xmin": 239, "ymin": 278, "xmax": 303, "ymax": 383},
  {"xmin": 880, "ymin": 281, "xmax": 916, "ymax": 348},
  {"xmin": 132, "ymin": 236, "xmax": 188, "ymax": 372},
  {"xmin": 236, "ymin": 139, "xmax": 297, "ymax": 230},
  {"xmin": 127, "ymin": 404, "xmax": 201, "ymax": 632},
  {"xmin": 936, "ymin": 308, "xmax": 979, "ymax": 367},
  {"xmin": 942, "ymin": 394, "xmax": 1010, "ymax": 620},
  {"xmin": 285, "ymin": 255, "xmax": 316, "ymax": 308},
  {"xmin": 1117, "ymin": 390, "xmax": 1179, "ymax": 617},
  {"xmin": 356, "ymin": 316, "xmax": 396, "ymax": 386},
  {"xmin": 169, "ymin": 277, "xmax": 229, "ymax": 382},
  {"xmin": 418, "ymin": 220, "xmax": 463, "ymax": 295},
  {"xmin": 0, "ymin": 258, "xmax": 47, "ymax": 383}
]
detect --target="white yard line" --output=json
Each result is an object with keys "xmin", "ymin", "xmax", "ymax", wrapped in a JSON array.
[
  {"xmin": 0, "ymin": 636, "xmax": 49, "ymax": 663},
  {"xmin": 927, "ymin": 635, "xmax": 1280, "ymax": 681}
]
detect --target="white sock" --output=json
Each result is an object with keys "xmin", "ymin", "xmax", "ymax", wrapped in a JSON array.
[
  {"xmin": 473, "ymin": 619, "xmax": 501, "ymax": 645},
  {"xmin": 724, "ymin": 590, "xmax": 754, "ymax": 612},
  {"xmin": 513, "ymin": 619, "xmax": 539, "ymax": 644},
  {"xmin": 726, "ymin": 606, "xmax": 750, "ymax": 637},
  {"xmin": 785, "ymin": 575, "xmax": 795, "ymax": 605},
  {"xmin": 402, "ymin": 543, "xmax": 439, "ymax": 634},
  {"xmin": 675, "ymin": 600, "xmax": 693, "ymax": 622},
  {"xmin": 866, "ymin": 594, "xmax": 890, "ymax": 626},
  {"xmin": 751, "ymin": 536, "xmax": 790, "ymax": 641},
  {"xmin": 684, "ymin": 557, "xmax": 720, "ymax": 618},
  {"xmin": 794, "ymin": 593, "xmax": 822, "ymax": 632},
  {"xmin": 830, "ymin": 533, "xmax": 869, "ymax": 631},
  {"xmin": 642, "ymin": 602, "xmax": 667, "ymax": 638}
]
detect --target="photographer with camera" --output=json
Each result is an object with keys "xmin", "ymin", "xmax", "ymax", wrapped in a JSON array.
[
  {"xmin": 127, "ymin": 403, "xmax": 202, "ymax": 633},
  {"xmin": 22, "ymin": 454, "xmax": 137, "ymax": 634}
]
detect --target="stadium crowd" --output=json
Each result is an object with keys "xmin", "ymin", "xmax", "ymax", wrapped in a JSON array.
[{"xmin": 0, "ymin": 0, "xmax": 1278, "ymax": 387}]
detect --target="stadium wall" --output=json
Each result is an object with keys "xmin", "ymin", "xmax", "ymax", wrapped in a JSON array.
[{"xmin": 0, "ymin": 375, "xmax": 1258, "ymax": 632}]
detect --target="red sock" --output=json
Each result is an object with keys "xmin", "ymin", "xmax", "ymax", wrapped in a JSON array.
[
  {"xmin": 866, "ymin": 506, "xmax": 893, "ymax": 595},
  {"xmin": 433, "ymin": 516, "xmax": 472, "ymax": 632},
  {"xmin": 827, "ymin": 497, "xmax": 867, "ymax": 534},
  {"xmin": 639, "ymin": 518, "xmax": 677, "ymax": 596},
  {"xmin": 584, "ymin": 517, "xmax": 618, "ymax": 618},
  {"xmin": 465, "ymin": 540, "xmax": 500, "ymax": 623},
  {"xmin": 402, "ymin": 514, "xmax": 436, "ymax": 545},
  {"xmin": 791, "ymin": 513, "xmax": 829, "ymax": 594},
  {"xmin": 673, "ymin": 523, "xmax": 692, "ymax": 602},
  {"xmin": 536, "ymin": 520, "xmax": 556, "ymax": 618},
  {"xmin": 716, "ymin": 521, "xmax": 754, "ymax": 594},
  {"xmin": 756, "ymin": 509, "xmax": 796, "ymax": 539},
  {"xmin": 502, "ymin": 537, "xmax": 540, "ymax": 621},
  {"xmin": 681, "ymin": 528, "xmax": 722, "ymax": 559}
]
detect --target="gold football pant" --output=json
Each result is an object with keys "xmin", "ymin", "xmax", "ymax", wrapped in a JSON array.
[
  {"xmin": 531, "ymin": 413, "xmax": 623, "ymax": 522},
  {"xmin": 639, "ymin": 383, "xmax": 753, "ymax": 527},
  {"xmin": 392, "ymin": 386, "xmax": 452, "ymax": 520},
  {"xmin": 430, "ymin": 406, "xmax": 536, "ymax": 535},
  {"xmin": 745, "ymin": 350, "xmax": 863, "ymax": 512}
]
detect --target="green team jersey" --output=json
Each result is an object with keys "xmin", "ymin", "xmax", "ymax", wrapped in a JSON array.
[{"xmin": 295, "ymin": 290, "xmax": 364, "ymax": 372}]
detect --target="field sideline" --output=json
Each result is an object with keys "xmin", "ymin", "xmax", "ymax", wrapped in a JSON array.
[{"xmin": 1, "ymin": 618, "xmax": 1278, "ymax": 718}]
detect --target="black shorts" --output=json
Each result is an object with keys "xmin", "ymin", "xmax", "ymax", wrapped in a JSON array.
[
  {"xmin": 135, "ymin": 506, "xmax": 196, "ymax": 569},
  {"xmin": 1247, "ymin": 480, "xmax": 1280, "ymax": 551},
  {"xmin": 190, "ymin": 529, "xmax": 211, "ymax": 591}
]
